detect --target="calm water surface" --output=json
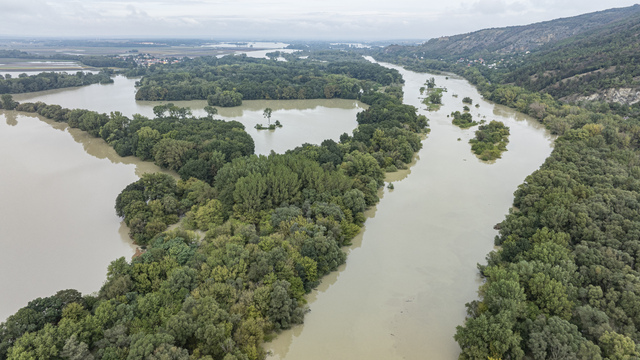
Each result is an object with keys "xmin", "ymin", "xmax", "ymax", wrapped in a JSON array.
[
  {"xmin": 0, "ymin": 110, "xmax": 169, "ymax": 321},
  {"xmin": 265, "ymin": 60, "xmax": 555, "ymax": 359},
  {"xmin": 13, "ymin": 76, "xmax": 364, "ymax": 155}
]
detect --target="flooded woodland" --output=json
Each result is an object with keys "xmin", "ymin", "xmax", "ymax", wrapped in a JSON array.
[
  {"xmin": 0, "ymin": 73, "xmax": 363, "ymax": 321},
  {"xmin": 1, "ymin": 60, "xmax": 554, "ymax": 358}
]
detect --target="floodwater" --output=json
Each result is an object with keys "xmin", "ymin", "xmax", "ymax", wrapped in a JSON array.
[
  {"xmin": 1, "ymin": 58, "xmax": 554, "ymax": 359},
  {"xmin": 1, "ymin": 74, "xmax": 364, "ymax": 321},
  {"xmin": 0, "ymin": 110, "xmax": 169, "ymax": 321},
  {"xmin": 0, "ymin": 60, "xmax": 93, "ymax": 78},
  {"xmin": 265, "ymin": 61, "xmax": 555, "ymax": 359},
  {"xmin": 12, "ymin": 76, "xmax": 364, "ymax": 155}
]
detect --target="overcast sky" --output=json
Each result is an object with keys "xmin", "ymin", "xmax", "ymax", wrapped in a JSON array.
[{"xmin": 1, "ymin": 0, "xmax": 639, "ymax": 41}]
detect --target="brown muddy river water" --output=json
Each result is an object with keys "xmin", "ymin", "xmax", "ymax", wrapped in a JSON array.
[
  {"xmin": 265, "ymin": 60, "xmax": 554, "ymax": 359},
  {"xmin": 0, "ymin": 110, "xmax": 169, "ymax": 321}
]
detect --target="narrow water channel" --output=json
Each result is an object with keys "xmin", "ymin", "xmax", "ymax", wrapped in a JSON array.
[{"xmin": 265, "ymin": 62, "xmax": 555, "ymax": 359}]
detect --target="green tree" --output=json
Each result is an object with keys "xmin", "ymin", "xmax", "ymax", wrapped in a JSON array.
[
  {"xmin": 60, "ymin": 335, "xmax": 94, "ymax": 360},
  {"xmin": 454, "ymin": 313, "xmax": 524, "ymax": 360},
  {"xmin": 135, "ymin": 126, "xmax": 161, "ymax": 161},
  {"xmin": 204, "ymin": 105, "xmax": 218, "ymax": 117},
  {"xmin": 1, "ymin": 94, "xmax": 18, "ymax": 110},
  {"xmin": 528, "ymin": 315, "xmax": 601, "ymax": 360},
  {"xmin": 598, "ymin": 331, "xmax": 639, "ymax": 360},
  {"xmin": 153, "ymin": 139, "xmax": 194, "ymax": 171},
  {"xmin": 193, "ymin": 199, "xmax": 224, "ymax": 231},
  {"xmin": 127, "ymin": 333, "xmax": 176, "ymax": 360},
  {"xmin": 263, "ymin": 108, "xmax": 273, "ymax": 125}
]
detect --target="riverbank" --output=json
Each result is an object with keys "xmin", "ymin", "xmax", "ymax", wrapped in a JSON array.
[{"xmin": 265, "ymin": 61, "xmax": 554, "ymax": 359}]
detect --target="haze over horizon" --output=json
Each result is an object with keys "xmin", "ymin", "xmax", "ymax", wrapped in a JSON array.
[{"xmin": 1, "ymin": 0, "xmax": 639, "ymax": 41}]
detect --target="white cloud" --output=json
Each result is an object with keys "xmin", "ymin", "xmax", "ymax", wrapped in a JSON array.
[{"xmin": 0, "ymin": 0, "xmax": 637, "ymax": 40}]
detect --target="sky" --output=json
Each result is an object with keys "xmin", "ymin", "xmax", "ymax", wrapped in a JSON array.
[{"xmin": 1, "ymin": 0, "xmax": 639, "ymax": 41}]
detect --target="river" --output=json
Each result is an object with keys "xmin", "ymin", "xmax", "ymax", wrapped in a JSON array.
[
  {"xmin": 265, "ymin": 61, "xmax": 554, "ymax": 359},
  {"xmin": 2, "ymin": 59, "xmax": 554, "ymax": 357}
]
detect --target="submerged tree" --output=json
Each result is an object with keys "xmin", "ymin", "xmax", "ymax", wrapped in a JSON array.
[
  {"xmin": 1, "ymin": 94, "xmax": 17, "ymax": 110},
  {"xmin": 204, "ymin": 105, "xmax": 218, "ymax": 117},
  {"xmin": 263, "ymin": 108, "xmax": 273, "ymax": 125}
]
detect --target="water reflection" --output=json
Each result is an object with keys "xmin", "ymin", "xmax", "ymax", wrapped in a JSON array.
[{"xmin": 4, "ymin": 110, "xmax": 17, "ymax": 126}]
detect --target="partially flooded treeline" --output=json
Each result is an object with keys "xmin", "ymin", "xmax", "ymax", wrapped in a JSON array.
[
  {"xmin": 0, "ymin": 71, "xmax": 114, "ymax": 94},
  {"xmin": 0, "ymin": 55, "xmax": 428, "ymax": 360}
]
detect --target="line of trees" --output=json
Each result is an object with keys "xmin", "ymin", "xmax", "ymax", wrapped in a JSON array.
[
  {"xmin": 0, "ymin": 71, "xmax": 114, "ymax": 94},
  {"xmin": 132, "ymin": 54, "xmax": 403, "ymax": 104}
]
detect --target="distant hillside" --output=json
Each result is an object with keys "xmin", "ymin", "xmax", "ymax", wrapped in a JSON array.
[
  {"xmin": 499, "ymin": 8, "xmax": 640, "ymax": 101},
  {"xmin": 376, "ymin": 6, "xmax": 640, "ymax": 360},
  {"xmin": 378, "ymin": 5, "xmax": 640, "ymax": 104},
  {"xmin": 384, "ymin": 5, "xmax": 640, "ymax": 61}
]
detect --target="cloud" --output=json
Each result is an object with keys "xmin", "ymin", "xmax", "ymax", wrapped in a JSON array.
[
  {"xmin": 0, "ymin": 0, "xmax": 54, "ymax": 17},
  {"xmin": 0, "ymin": 0, "xmax": 638, "ymax": 40}
]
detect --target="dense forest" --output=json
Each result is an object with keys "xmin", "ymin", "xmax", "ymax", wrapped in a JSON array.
[
  {"xmin": 454, "ymin": 86, "xmax": 640, "ymax": 360},
  {"xmin": 132, "ymin": 55, "xmax": 402, "ymax": 103},
  {"xmin": 376, "ymin": 7, "xmax": 640, "ymax": 360},
  {"xmin": 0, "ymin": 54, "xmax": 428, "ymax": 359}
]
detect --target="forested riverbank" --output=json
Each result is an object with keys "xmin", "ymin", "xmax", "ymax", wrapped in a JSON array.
[
  {"xmin": 0, "ymin": 54, "xmax": 428, "ymax": 360},
  {"xmin": 377, "ymin": 14, "xmax": 640, "ymax": 358}
]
